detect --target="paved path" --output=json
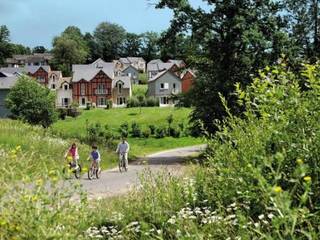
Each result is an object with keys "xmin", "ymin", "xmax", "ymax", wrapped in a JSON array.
[{"xmin": 79, "ymin": 145, "xmax": 206, "ymax": 199}]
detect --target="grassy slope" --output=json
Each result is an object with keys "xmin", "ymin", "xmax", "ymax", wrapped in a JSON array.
[
  {"xmin": 0, "ymin": 119, "xmax": 117, "ymax": 177},
  {"xmin": 51, "ymin": 107, "xmax": 203, "ymax": 158}
]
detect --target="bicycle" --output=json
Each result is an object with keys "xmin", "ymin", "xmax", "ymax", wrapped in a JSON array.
[
  {"xmin": 63, "ymin": 160, "xmax": 82, "ymax": 179},
  {"xmin": 118, "ymin": 153, "xmax": 128, "ymax": 172},
  {"xmin": 88, "ymin": 161, "xmax": 101, "ymax": 180}
]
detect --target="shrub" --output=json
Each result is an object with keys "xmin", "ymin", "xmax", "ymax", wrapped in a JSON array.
[
  {"xmin": 119, "ymin": 122, "xmax": 129, "ymax": 132},
  {"xmin": 168, "ymin": 126, "xmax": 181, "ymax": 138},
  {"xmin": 57, "ymin": 108, "xmax": 67, "ymax": 120},
  {"xmin": 5, "ymin": 75, "xmax": 58, "ymax": 127},
  {"xmin": 146, "ymin": 97, "xmax": 159, "ymax": 107},
  {"xmin": 127, "ymin": 97, "xmax": 140, "ymax": 108},
  {"xmin": 148, "ymin": 124, "xmax": 156, "ymax": 135},
  {"xmin": 106, "ymin": 99, "xmax": 113, "ymax": 109},
  {"xmin": 155, "ymin": 126, "xmax": 166, "ymax": 138},
  {"xmin": 142, "ymin": 128, "xmax": 151, "ymax": 138},
  {"xmin": 131, "ymin": 122, "xmax": 142, "ymax": 138}
]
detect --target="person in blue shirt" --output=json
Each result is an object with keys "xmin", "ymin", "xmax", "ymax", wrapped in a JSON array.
[{"xmin": 88, "ymin": 145, "xmax": 101, "ymax": 172}]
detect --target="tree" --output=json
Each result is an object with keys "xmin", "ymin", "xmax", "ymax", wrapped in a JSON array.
[
  {"xmin": 0, "ymin": 25, "xmax": 12, "ymax": 65},
  {"xmin": 52, "ymin": 26, "xmax": 89, "ymax": 76},
  {"xmin": 11, "ymin": 44, "xmax": 31, "ymax": 55},
  {"xmin": 5, "ymin": 75, "xmax": 58, "ymax": 127},
  {"xmin": 84, "ymin": 32, "xmax": 99, "ymax": 63},
  {"xmin": 93, "ymin": 22, "xmax": 126, "ymax": 61},
  {"xmin": 156, "ymin": 0, "xmax": 291, "ymax": 134},
  {"xmin": 285, "ymin": 0, "xmax": 320, "ymax": 62},
  {"xmin": 32, "ymin": 46, "xmax": 47, "ymax": 53},
  {"xmin": 141, "ymin": 31, "xmax": 161, "ymax": 62},
  {"xmin": 122, "ymin": 33, "xmax": 142, "ymax": 57}
]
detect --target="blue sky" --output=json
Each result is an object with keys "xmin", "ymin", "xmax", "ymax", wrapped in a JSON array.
[{"xmin": 0, "ymin": 0, "xmax": 208, "ymax": 49}]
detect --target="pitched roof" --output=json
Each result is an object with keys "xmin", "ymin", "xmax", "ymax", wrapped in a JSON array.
[
  {"xmin": 112, "ymin": 76, "xmax": 131, "ymax": 88},
  {"xmin": 147, "ymin": 62, "xmax": 176, "ymax": 72},
  {"xmin": 148, "ymin": 69, "xmax": 181, "ymax": 83},
  {"xmin": 58, "ymin": 77, "xmax": 72, "ymax": 88},
  {"xmin": 119, "ymin": 57, "xmax": 145, "ymax": 65},
  {"xmin": 148, "ymin": 59, "xmax": 163, "ymax": 65},
  {"xmin": 0, "ymin": 75, "xmax": 19, "ymax": 89},
  {"xmin": 122, "ymin": 65, "xmax": 139, "ymax": 72},
  {"xmin": 72, "ymin": 61, "xmax": 115, "ymax": 82},
  {"xmin": 0, "ymin": 66, "xmax": 50, "ymax": 75},
  {"xmin": 167, "ymin": 59, "xmax": 185, "ymax": 66}
]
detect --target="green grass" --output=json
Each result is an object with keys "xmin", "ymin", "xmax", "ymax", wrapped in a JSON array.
[
  {"xmin": 132, "ymin": 84, "xmax": 148, "ymax": 97},
  {"xmin": 51, "ymin": 107, "xmax": 203, "ymax": 159}
]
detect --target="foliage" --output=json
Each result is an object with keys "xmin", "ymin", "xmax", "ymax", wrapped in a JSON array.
[
  {"xmin": 0, "ymin": 25, "xmax": 12, "ymax": 65},
  {"xmin": 132, "ymin": 84, "xmax": 147, "ymax": 97},
  {"xmin": 142, "ymin": 128, "xmax": 151, "ymax": 138},
  {"xmin": 122, "ymin": 33, "xmax": 142, "ymax": 57},
  {"xmin": 131, "ymin": 122, "xmax": 142, "ymax": 138},
  {"xmin": 148, "ymin": 124, "xmax": 156, "ymax": 135},
  {"xmin": 155, "ymin": 126, "xmax": 166, "ymax": 138},
  {"xmin": 94, "ymin": 22, "xmax": 126, "ymax": 61},
  {"xmin": 52, "ymin": 26, "xmax": 89, "ymax": 76},
  {"xmin": 5, "ymin": 75, "xmax": 57, "ymax": 127},
  {"xmin": 32, "ymin": 46, "xmax": 47, "ymax": 54}
]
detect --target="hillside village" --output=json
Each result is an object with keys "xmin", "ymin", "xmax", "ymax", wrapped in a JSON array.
[{"xmin": 0, "ymin": 53, "xmax": 195, "ymax": 117}]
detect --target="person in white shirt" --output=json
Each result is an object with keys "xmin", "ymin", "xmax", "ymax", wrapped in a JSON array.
[{"xmin": 116, "ymin": 138, "xmax": 130, "ymax": 169}]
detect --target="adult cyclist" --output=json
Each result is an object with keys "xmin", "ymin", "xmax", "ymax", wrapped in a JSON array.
[{"xmin": 116, "ymin": 138, "xmax": 130, "ymax": 170}]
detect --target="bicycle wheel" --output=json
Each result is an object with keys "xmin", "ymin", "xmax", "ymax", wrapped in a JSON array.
[
  {"xmin": 62, "ymin": 165, "xmax": 71, "ymax": 179},
  {"xmin": 95, "ymin": 168, "xmax": 101, "ymax": 179},
  {"xmin": 74, "ymin": 164, "xmax": 82, "ymax": 179},
  {"xmin": 88, "ymin": 168, "xmax": 94, "ymax": 180}
]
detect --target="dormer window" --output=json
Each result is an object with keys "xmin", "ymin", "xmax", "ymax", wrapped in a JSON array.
[
  {"xmin": 64, "ymin": 84, "xmax": 68, "ymax": 90},
  {"xmin": 116, "ymin": 81, "xmax": 123, "ymax": 94}
]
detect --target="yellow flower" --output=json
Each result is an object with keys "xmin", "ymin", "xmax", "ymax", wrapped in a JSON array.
[
  {"xmin": 52, "ymin": 177, "xmax": 59, "ymax": 182},
  {"xmin": 296, "ymin": 158, "xmax": 303, "ymax": 165},
  {"xmin": 16, "ymin": 145, "xmax": 21, "ymax": 151},
  {"xmin": 0, "ymin": 219, "xmax": 6, "ymax": 226},
  {"xmin": 35, "ymin": 179, "xmax": 43, "ymax": 186},
  {"xmin": 32, "ymin": 195, "xmax": 38, "ymax": 202},
  {"xmin": 11, "ymin": 149, "xmax": 17, "ymax": 155},
  {"xmin": 49, "ymin": 170, "xmax": 56, "ymax": 176},
  {"xmin": 303, "ymin": 176, "xmax": 311, "ymax": 182},
  {"xmin": 273, "ymin": 186, "xmax": 283, "ymax": 193}
]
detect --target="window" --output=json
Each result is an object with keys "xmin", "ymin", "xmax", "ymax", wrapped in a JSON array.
[
  {"xmin": 64, "ymin": 84, "xmax": 68, "ymax": 90},
  {"xmin": 81, "ymin": 98, "xmax": 86, "ymax": 106},
  {"xmin": 96, "ymin": 83, "xmax": 106, "ymax": 94},
  {"xmin": 117, "ymin": 82, "xmax": 123, "ymax": 94},
  {"xmin": 117, "ymin": 97, "xmax": 126, "ymax": 105},
  {"xmin": 52, "ymin": 75, "xmax": 56, "ymax": 82},
  {"xmin": 98, "ymin": 97, "xmax": 106, "ymax": 106},
  {"xmin": 37, "ymin": 76, "xmax": 45, "ymax": 82},
  {"xmin": 160, "ymin": 83, "xmax": 169, "ymax": 90},
  {"xmin": 160, "ymin": 97, "xmax": 169, "ymax": 105},
  {"xmin": 80, "ymin": 83, "xmax": 86, "ymax": 95},
  {"xmin": 173, "ymin": 83, "xmax": 176, "ymax": 89},
  {"xmin": 63, "ymin": 98, "xmax": 69, "ymax": 106},
  {"xmin": 52, "ymin": 84, "xmax": 56, "ymax": 89}
]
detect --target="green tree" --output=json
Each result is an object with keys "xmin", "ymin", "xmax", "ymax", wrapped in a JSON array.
[
  {"xmin": 52, "ymin": 26, "xmax": 89, "ymax": 76},
  {"xmin": 156, "ymin": 0, "xmax": 291, "ymax": 134},
  {"xmin": 94, "ymin": 22, "xmax": 126, "ymax": 61},
  {"xmin": 11, "ymin": 44, "xmax": 32, "ymax": 55},
  {"xmin": 141, "ymin": 31, "xmax": 161, "ymax": 62},
  {"xmin": 84, "ymin": 32, "xmax": 99, "ymax": 63},
  {"xmin": 0, "ymin": 25, "xmax": 12, "ymax": 65},
  {"xmin": 32, "ymin": 46, "xmax": 47, "ymax": 53},
  {"xmin": 5, "ymin": 75, "xmax": 58, "ymax": 127},
  {"xmin": 285, "ymin": 0, "xmax": 320, "ymax": 61},
  {"xmin": 122, "ymin": 33, "xmax": 142, "ymax": 57}
]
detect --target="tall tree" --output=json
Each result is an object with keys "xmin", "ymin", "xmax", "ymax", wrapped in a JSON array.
[
  {"xmin": 156, "ymin": 0, "xmax": 290, "ymax": 134},
  {"xmin": 32, "ymin": 46, "xmax": 47, "ymax": 54},
  {"xmin": 140, "ymin": 31, "xmax": 161, "ymax": 62},
  {"xmin": 285, "ymin": 0, "xmax": 320, "ymax": 61},
  {"xmin": 11, "ymin": 44, "xmax": 31, "ymax": 55},
  {"xmin": 84, "ymin": 32, "xmax": 99, "ymax": 63},
  {"xmin": 122, "ymin": 33, "xmax": 142, "ymax": 57},
  {"xmin": 93, "ymin": 22, "xmax": 126, "ymax": 61},
  {"xmin": 52, "ymin": 26, "xmax": 89, "ymax": 76},
  {"xmin": 0, "ymin": 25, "xmax": 12, "ymax": 65}
]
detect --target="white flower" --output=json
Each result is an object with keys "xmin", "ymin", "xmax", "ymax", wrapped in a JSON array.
[
  {"xmin": 258, "ymin": 214, "xmax": 264, "ymax": 220},
  {"xmin": 267, "ymin": 213, "xmax": 274, "ymax": 219}
]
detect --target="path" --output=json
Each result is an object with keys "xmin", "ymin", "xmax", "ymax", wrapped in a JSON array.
[{"xmin": 79, "ymin": 145, "xmax": 206, "ymax": 199}]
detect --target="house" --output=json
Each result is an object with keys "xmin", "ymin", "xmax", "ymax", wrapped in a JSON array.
[
  {"xmin": 55, "ymin": 77, "xmax": 73, "ymax": 108},
  {"xmin": 181, "ymin": 70, "xmax": 196, "ymax": 93},
  {"xmin": 0, "ymin": 66, "xmax": 51, "ymax": 85},
  {"xmin": 147, "ymin": 69, "xmax": 182, "ymax": 107},
  {"xmin": 167, "ymin": 59, "xmax": 186, "ymax": 68},
  {"xmin": 147, "ymin": 60, "xmax": 179, "ymax": 80},
  {"xmin": 119, "ymin": 57, "xmax": 146, "ymax": 73},
  {"xmin": 48, "ymin": 71, "xmax": 63, "ymax": 90},
  {"xmin": 72, "ymin": 59, "xmax": 114, "ymax": 108},
  {"xmin": 0, "ymin": 72, "xmax": 19, "ymax": 117},
  {"xmin": 112, "ymin": 76, "xmax": 132, "ymax": 107},
  {"xmin": 6, "ymin": 53, "xmax": 53, "ymax": 67},
  {"xmin": 121, "ymin": 65, "xmax": 139, "ymax": 84}
]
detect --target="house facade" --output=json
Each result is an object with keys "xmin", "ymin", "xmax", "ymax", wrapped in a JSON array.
[
  {"xmin": 0, "ymin": 72, "xmax": 19, "ymax": 117},
  {"xmin": 56, "ymin": 77, "xmax": 73, "ymax": 108},
  {"xmin": 72, "ymin": 61, "xmax": 114, "ymax": 108},
  {"xmin": 147, "ymin": 70, "xmax": 182, "ymax": 107},
  {"xmin": 119, "ymin": 57, "xmax": 146, "ymax": 73},
  {"xmin": 181, "ymin": 70, "xmax": 195, "ymax": 93},
  {"xmin": 121, "ymin": 65, "xmax": 139, "ymax": 84},
  {"xmin": 147, "ymin": 61, "xmax": 179, "ymax": 80},
  {"xmin": 112, "ymin": 76, "xmax": 132, "ymax": 107}
]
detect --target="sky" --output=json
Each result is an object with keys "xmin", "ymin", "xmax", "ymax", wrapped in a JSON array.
[{"xmin": 0, "ymin": 0, "xmax": 209, "ymax": 49}]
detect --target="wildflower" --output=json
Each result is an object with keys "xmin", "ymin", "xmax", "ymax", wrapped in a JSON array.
[
  {"xmin": 303, "ymin": 176, "xmax": 311, "ymax": 182},
  {"xmin": 273, "ymin": 186, "xmax": 283, "ymax": 193},
  {"xmin": 296, "ymin": 158, "xmax": 303, "ymax": 165},
  {"xmin": 49, "ymin": 170, "xmax": 56, "ymax": 176},
  {"xmin": 11, "ymin": 149, "xmax": 17, "ymax": 155},
  {"xmin": 267, "ymin": 213, "xmax": 274, "ymax": 219},
  {"xmin": 16, "ymin": 145, "xmax": 21, "ymax": 151},
  {"xmin": 32, "ymin": 195, "xmax": 38, "ymax": 202},
  {"xmin": 258, "ymin": 214, "xmax": 264, "ymax": 220},
  {"xmin": 36, "ymin": 178, "xmax": 43, "ymax": 186}
]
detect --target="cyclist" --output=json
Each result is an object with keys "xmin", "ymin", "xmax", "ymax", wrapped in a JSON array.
[
  {"xmin": 88, "ymin": 145, "xmax": 101, "ymax": 172},
  {"xmin": 64, "ymin": 143, "xmax": 79, "ymax": 169},
  {"xmin": 116, "ymin": 138, "xmax": 130, "ymax": 169}
]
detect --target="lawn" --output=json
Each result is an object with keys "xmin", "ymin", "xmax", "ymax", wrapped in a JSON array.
[{"xmin": 51, "ymin": 107, "xmax": 203, "ymax": 158}]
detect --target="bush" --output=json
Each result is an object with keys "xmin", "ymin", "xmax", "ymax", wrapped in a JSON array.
[
  {"xmin": 155, "ymin": 126, "xmax": 166, "ymax": 138},
  {"xmin": 142, "ymin": 128, "xmax": 151, "ymax": 138},
  {"xmin": 127, "ymin": 97, "xmax": 140, "ymax": 108},
  {"xmin": 168, "ymin": 126, "xmax": 181, "ymax": 138},
  {"xmin": 131, "ymin": 122, "xmax": 142, "ymax": 138},
  {"xmin": 148, "ymin": 124, "xmax": 156, "ymax": 135},
  {"xmin": 5, "ymin": 75, "xmax": 58, "ymax": 127},
  {"xmin": 106, "ymin": 99, "xmax": 113, "ymax": 109},
  {"xmin": 146, "ymin": 97, "xmax": 159, "ymax": 107},
  {"xmin": 57, "ymin": 108, "xmax": 67, "ymax": 120}
]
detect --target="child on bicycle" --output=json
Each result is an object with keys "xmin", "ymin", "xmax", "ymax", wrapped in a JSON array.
[
  {"xmin": 116, "ymin": 138, "xmax": 130, "ymax": 169},
  {"xmin": 64, "ymin": 143, "xmax": 79, "ymax": 168},
  {"xmin": 88, "ymin": 145, "xmax": 101, "ymax": 172}
]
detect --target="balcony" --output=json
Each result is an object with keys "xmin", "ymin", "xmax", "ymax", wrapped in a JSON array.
[{"xmin": 95, "ymin": 89, "xmax": 108, "ymax": 95}]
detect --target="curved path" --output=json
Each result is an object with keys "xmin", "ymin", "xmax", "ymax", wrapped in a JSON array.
[{"xmin": 79, "ymin": 145, "xmax": 206, "ymax": 199}]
